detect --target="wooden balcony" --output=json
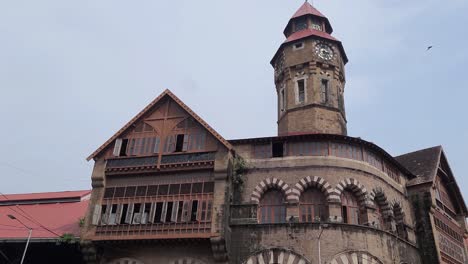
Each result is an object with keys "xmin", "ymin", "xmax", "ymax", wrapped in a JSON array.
[
  {"xmin": 93, "ymin": 221, "xmax": 213, "ymax": 241},
  {"xmin": 105, "ymin": 152, "xmax": 216, "ymax": 174}
]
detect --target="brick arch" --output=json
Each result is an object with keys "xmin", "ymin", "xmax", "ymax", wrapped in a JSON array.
[
  {"xmin": 330, "ymin": 251, "xmax": 383, "ymax": 264},
  {"xmin": 250, "ymin": 178, "xmax": 295, "ymax": 204},
  {"xmin": 242, "ymin": 248, "xmax": 311, "ymax": 264},
  {"xmin": 293, "ymin": 176, "xmax": 337, "ymax": 202},
  {"xmin": 391, "ymin": 200, "xmax": 405, "ymax": 224},
  {"xmin": 369, "ymin": 187, "xmax": 393, "ymax": 218},
  {"xmin": 171, "ymin": 258, "xmax": 207, "ymax": 264},
  {"xmin": 334, "ymin": 178, "xmax": 371, "ymax": 208}
]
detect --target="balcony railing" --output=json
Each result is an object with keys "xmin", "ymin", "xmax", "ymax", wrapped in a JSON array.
[
  {"xmin": 105, "ymin": 152, "xmax": 216, "ymax": 173},
  {"xmin": 107, "ymin": 156, "xmax": 158, "ymax": 168},
  {"xmin": 230, "ymin": 204, "xmax": 257, "ymax": 225},
  {"xmin": 94, "ymin": 221, "xmax": 212, "ymax": 240},
  {"xmin": 161, "ymin": 152, "xmax": 216, "ymax": 164}
]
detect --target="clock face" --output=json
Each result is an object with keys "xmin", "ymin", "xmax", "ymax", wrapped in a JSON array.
[{"xmin": 315, "ymin": 43, "xmax": 334, "ymax": 61}]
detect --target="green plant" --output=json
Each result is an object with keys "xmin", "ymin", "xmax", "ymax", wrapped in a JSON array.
[
  {"xmin": 58, "ymin": 233, "xmax": 77, "ymax": 244},
  {"xmin": 78, "ymin": 217, "xmax": 85, "ymax": 228}
]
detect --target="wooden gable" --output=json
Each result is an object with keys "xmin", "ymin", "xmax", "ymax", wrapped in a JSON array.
[
  {"xmin": 88, "ymin": 89, "xmax": 232, "ymax": 161},
  {"xmin": 434, "ymin": 150, "xmax": 467, "ymax": 215}
]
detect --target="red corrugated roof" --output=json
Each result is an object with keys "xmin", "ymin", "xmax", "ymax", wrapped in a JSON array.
[
  {"xmin": 0, "ymin": 190, "xmax": 91, "ymax": 202},
  {"xmin": 0, "ymin": 191, "xmax": 90, "ymax": 239},
  {"xmin": 292, "ymin": 1, "xmax": 326, "ymax": 19},
  {"xmin": 285, "ymin": 28, "xmax": 338, "ymax": 43}
]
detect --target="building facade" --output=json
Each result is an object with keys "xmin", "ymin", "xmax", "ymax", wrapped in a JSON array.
[{"xmin": 81, "ymin": 2, "xmax": 468, "ymax": 264}]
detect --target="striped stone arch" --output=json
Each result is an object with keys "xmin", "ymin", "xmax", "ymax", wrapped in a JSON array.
[
  {"xmin": 108, "ymin": 258, "xmax": 144, "ymax": 264},
  {"xmin": 250, "ymin": 178, "xmax": 296, "ymax": 204},
  {"xmin": 243, "ymin": 248, "xmax": 311, "ymax": 264},
  {"xmin": 293, "ymin": 176, "xmax": 338, "ymax": 202},
  {"xmin": 171, "ymin": 258, "xmax": 207, "ymax": 264},
  {"xmin": 334, "ymin": 178, "xmax": 371, "ymax": 208},
  {"xmin": 391, "ymin": 200, "xmax": 405, "ymax": 224},
  {"xmin": 330, "ymin": 251, "xmax": 383, "ymax": 264},
  {"xmin": 369, "ymin": 187, "xmax": 393, "ymax": 218}
]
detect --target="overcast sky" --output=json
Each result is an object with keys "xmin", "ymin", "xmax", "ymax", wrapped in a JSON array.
[{"xmin": 0, "ymin": 0, "xmax": 467, "ymax": 198}]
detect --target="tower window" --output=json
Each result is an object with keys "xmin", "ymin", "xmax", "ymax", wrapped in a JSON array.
[
  {"xmin": 297, "ymin": 79, "xmax": 305, "ymax": 104},
  {"xmin": 293, "ymin": 42, "xmax": 304, "ymax": 50},
  {"xmin": 294, "ymin": 18, "xmax": 307, "ymax": 32},
  {"xmin": 321, "ymin": 79, "xmax": 329, "ymax": 103},
  {"xmin": 311, "ymin": 19, "xmax": 322, "ymax": 31}
]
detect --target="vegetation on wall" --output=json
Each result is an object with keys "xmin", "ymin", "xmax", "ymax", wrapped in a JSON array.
[{"xmin": 232, "ymin": 155, "xmax": 248, "ymax": 204}]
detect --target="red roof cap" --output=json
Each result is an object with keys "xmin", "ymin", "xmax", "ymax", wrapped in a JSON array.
[
  {"xmin": 292, "ymin": 1, "xmax": 326, "ymax": 19},
  {"xmin": 285, "ymin": 28, "xmax": 338, "ymax": 43}
]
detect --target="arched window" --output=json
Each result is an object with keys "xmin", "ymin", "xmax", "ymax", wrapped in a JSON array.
[
  {"xmin": 375, "ymin": 202, "xmax": 384, "ymax": 228},
  {"xmin": 393, "ymin": 204, "xmax": 408, "ymax": 239},
  {"xmin": 258, "ymin": 189, "xmax": 286, "ymax": 224},
  {"xmin": 299, "ymin": 188, "xmax": 328, "ymax": 222},
  {"xmin": 341, "ymin": 190, "xmax": 360, "ymax": 224}
]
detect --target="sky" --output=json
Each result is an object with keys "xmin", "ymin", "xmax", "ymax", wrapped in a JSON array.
[{"xmin": 0, "ymin": 0, "xmax": 467, "ymax": 198}]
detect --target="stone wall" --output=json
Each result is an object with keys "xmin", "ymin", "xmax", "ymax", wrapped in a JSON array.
[{"xmin": 229, "ymin": 223, "xmax": 421, "ymax": 264}]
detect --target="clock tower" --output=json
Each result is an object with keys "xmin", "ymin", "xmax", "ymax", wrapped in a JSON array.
[{"xmin": 272, "ymin": 2, "xmax": 348, "ymax": 136}]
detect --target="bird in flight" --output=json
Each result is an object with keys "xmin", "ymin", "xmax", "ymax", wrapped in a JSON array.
[{"xmin": 427, "ymin": 46, "xmax": 433, "ymax": 51}]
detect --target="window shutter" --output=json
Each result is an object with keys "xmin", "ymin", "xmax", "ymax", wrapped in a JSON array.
[
  {"xmin": 181, "ymin": 201, "xmax": 189, "ymax": 222},
  {"xmin": 153, "ymin": 137, "xmax": 160, "ymax": 153},
  {"xmin": 113, "ymin": 139, "xmax": 123, "ymax": 156},
  {"xmin": 92, "ymin": 204, "xmax": 102, "ymax": 225},
  {"xmin": 171, "ymin": 201, "xmax": 179, "ymax": 222},
  {"xmin": 128, "ymin": 139, "xmax": 135, "ymax": 156},
  {"xmin": 148, "ymin": 203, "xmax": 156, "ymax": 223},
  {"xmin": 101, "ymin": 202, "xmax": 111, "ymax": 225},
  {"xmin": 160, "ymin": 202, "xmax": 168, "ymax": 223},
  {"xmin": 182, "ymin": 135, "xmax": 189, "ymax": 151},
  {"xmin": 199, "ymin": 132, "xmax": 206, "ymax": 150},
  {"xmin": 125, "ymin": 203, "xmax": 134, "ymax": 224},
  {"xmin": 196, "ymin": 201, "xmax": 202, "ymax": 222},
  {"xmin": 140, "ymin": 204, "xmax": 146, "ymax": 224},
  {"xmin": 115, "ymin": 204, "xmax": 123, "ymax": 225}
]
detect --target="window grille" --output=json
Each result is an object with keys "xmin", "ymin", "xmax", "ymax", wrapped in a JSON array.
[
  {"xmin": 299, "ymin": 188, "xmax": 328, "ymax": 222},
  {"xmin": 258, "ymin": 190, "xmax": 286, "ymax": 224},
  {"xmin": 341, "ymin": 190, "xmax": 360, "ymax": 225}
]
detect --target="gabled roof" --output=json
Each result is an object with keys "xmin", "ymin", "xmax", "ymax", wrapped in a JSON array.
[
  {"xmin": 0, "ymin": 190, "xmax": 90, "ymax": 240},
  {"xmin": 87, "ymin": 89, "xmax": 232, "ymax": 161},
  {"xmin": 396, "ymin": 146, "xmax": 467, "ymax": 214},
  {"xmin": 395, "ymin": 146, "xmax": 442, "ymax": 186}
]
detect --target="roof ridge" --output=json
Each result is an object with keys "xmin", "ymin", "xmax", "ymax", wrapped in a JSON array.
[{"xmin": 394, "ymin": 145, "xmax": 442, "ymax": 159}]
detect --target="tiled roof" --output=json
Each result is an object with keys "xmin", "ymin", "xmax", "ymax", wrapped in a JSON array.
[
  {"xmin": 285, "ymin": 28, "xmax": 338, "ymax": 43},
  {"xmin": 394, "ymin": 146, "xmax": 442, "ymax": 186},
  {"xmin": 292, "ymin": 2, "xmax": 326, "ymax": 19},
  {"xmin": 0, "ymin": 190, "xmax": 90, "ymax": 240}
]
